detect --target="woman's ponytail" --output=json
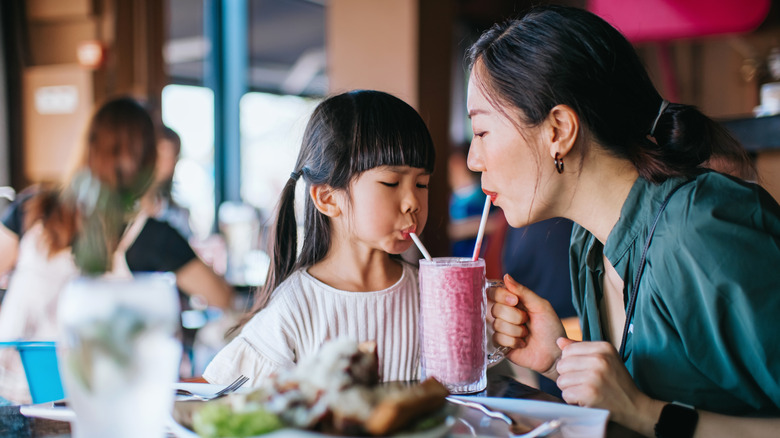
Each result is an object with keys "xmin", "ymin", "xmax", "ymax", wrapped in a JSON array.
[{"xmin": 645, "ymin": 102, "xmax": 752, "ymax": 181}]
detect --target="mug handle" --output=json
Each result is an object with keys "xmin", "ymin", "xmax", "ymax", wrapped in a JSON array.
[{"xmin": 485, "ymin": 280, "xmax": 511, "ymax": 364}]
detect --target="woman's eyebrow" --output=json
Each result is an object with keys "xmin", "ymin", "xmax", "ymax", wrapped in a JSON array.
[{"xmin": 468, "ymin": 109, "xmax": 489, "ymax": 119}]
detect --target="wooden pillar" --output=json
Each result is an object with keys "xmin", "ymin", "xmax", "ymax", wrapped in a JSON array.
[
  {"xmin": 106, "ymin": 0, "xmax": 166, "ymax": 123},
  {"xmin": 327, "ymin": 0, "xmax": 454, "ymax": 257}
]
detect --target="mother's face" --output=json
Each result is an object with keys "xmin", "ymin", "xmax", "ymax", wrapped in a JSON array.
[{"xmin": 466, "ymin": 70, "xmax": 547, "ymax": 228}]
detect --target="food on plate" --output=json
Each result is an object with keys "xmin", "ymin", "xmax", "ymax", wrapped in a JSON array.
[
  {"xmin": 364, "ymin": 377, "xmax": 449, "ymax": 436},
  {"xmin": 193, "ymin": 403, "xmax": 282, "ymax": 438},
  {"xmin": 186, "ymin": 338, "xmax": 450, "ymax": 436}
]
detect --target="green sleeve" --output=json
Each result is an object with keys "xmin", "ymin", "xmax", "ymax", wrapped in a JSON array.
[{"xmin": 642, "ymin": 179, "xmax": 780, "ymax": 412}]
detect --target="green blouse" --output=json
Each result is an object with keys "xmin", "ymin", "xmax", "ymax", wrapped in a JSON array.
[{"xmin": 570, "ymin": 172, "xmax": 780, "ymax": 415}]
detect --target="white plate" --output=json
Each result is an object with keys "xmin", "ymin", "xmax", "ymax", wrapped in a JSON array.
[
  {"xmin": 167, "ymin": 415, "xmax": 455, "ymax": 438},
  {"xmin": 449, "ymin": 395, "xmax": 610, "ymax": 438},
  {"xmin": 168, "ymin": 383, "xmax": 456, "ymax": 438},
  {"xmin": 19, "ymin": 383, "xmax": 236, "ymax": 425},
  {"xmin": 20, "ymin": 403, "xmax": 75, "ymax": 422}
]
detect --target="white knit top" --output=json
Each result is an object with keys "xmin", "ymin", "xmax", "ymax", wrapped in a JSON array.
[{"xmin": 203, "ymin": 262, "xmax": 420, "ymax": 387}]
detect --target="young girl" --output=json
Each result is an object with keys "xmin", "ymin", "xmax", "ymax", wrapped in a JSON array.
[{"xmin": 203, "ymin": 90, "xmax": 436, "ymax": 385}]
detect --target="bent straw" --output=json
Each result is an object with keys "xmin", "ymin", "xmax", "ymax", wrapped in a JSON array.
[
  {"xmin": 471, "ymin": 195, "xmax": 492, "ymax": 261},
  {"xmin": 410, "ymin": 232, "xmax": 432, "ymax": 261}
]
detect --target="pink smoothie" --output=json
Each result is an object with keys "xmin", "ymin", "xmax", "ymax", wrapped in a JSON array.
[{"xmin": 419, "ymin": 258, "xmax": 487, "ymax": 394}]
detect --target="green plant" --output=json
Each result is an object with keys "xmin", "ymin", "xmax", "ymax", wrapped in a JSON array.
[{"xmin": 66, "ymin": 169, "xmax": 151, "ymax": 276}]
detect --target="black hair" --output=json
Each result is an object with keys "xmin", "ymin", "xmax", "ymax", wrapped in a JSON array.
[
  {"xmin": 240, "ymin": 90, "xmax": 435, "ymax": 322},
  {"xmin": 467, "ymin": 5, "xmax": 751, "ymax": 183},
  {"xmin": 154, "ymin": 125, "xmax": 182, "ymax": 202}
]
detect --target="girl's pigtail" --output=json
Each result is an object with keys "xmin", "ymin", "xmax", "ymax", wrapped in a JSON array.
[{"xmin": 228, "ymin": 171, "xmax": 301, "ymax": 334}]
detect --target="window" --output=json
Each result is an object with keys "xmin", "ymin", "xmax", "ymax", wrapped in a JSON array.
[
  {"xmin": 161, "ymin": 85, "xmax": 215, "ymax": 239},
  {"xmin": 164, "ymin": 0, "xmax": 326, "ymax": 243},
  {"xmin": 240, "ymin": 92, "xmax": 319, "ymax": 218}
]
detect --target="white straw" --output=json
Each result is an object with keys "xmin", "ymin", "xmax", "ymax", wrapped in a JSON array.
[
  {"xmin": 471, "ymin": 195, "xmax": 492, "ymax": 261},
  {"xmin": 409, "ymin": 232, "xmax": 432, "ymax": 261}
]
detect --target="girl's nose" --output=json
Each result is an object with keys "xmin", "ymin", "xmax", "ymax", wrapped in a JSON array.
[{"xmin": 402, "ymin": 191, "xmax": 420, "ymax": 214}]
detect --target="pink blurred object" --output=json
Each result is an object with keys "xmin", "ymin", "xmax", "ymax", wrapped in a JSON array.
[{"xmin": 589, "ymin": 0, "xmax": 771, "ymax": 43}]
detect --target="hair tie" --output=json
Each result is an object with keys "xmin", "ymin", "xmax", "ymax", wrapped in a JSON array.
[
  {"xmin": 649, "ymin": 99, "xmax": 670, "ymax": 137},
  {"xmin": 290, "ymin": 170, "xmax": 302, "ymax": 181}
]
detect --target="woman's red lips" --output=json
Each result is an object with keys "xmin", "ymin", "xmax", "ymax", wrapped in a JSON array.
[
  {"xmin": 401, "ymin": 226, "xmax": 417, "ymax": 239},
  {"xmin": 482, "ymin": 189, "xmax": 497, "ymax": 202}
]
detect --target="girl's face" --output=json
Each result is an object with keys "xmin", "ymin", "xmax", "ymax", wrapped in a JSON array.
[
  {"xmin": 466, "ymin": 68, "xmax": 548, "ymax": 228},
  {"xmin": 342, "ymin": 165, "xmax": 430, "ymax": 255}
]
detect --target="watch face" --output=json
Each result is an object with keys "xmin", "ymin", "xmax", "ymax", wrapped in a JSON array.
[{"xmin": 655, "ymin": 403, "xmax": 698, "ymax": 438}]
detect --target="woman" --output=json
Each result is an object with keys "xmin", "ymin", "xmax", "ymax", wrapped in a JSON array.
[
  {"xmin": 0, "ymin": 97, "xmax": 232, "ymax": 403},
  {"xmin": 470, "ymin": 6, "xmax": 780, "ymax": 437}
]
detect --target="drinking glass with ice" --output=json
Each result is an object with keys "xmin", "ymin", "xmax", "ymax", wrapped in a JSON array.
[{"xmin": 57, "ymin": 273, "xmax": 182, "ymax": 438}]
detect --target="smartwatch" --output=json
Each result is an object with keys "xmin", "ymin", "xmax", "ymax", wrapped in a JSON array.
[{"xmin": 654, "ymin": 401, "xmax": 698, "ymax": 438}]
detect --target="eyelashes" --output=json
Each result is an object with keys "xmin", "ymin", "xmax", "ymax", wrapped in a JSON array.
[{"xmin": 380, "ymin": 182, "xmax": 429, "ymax": 189}]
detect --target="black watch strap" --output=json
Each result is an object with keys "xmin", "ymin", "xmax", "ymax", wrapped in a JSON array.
[{"xmin": 654, "ymin": 402, "xmax": 699, "ymax": 438}]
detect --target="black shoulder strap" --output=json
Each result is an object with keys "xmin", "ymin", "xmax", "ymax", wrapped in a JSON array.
[{"xmin": 618, "ymin": 180, "xmax": 692, "ymax": 361}]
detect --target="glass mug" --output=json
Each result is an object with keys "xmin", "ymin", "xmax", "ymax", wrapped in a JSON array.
[
  {"xmin": 419, "ymin": 257, "xmax": 505, "ymax": 394},
  {"xmin": 58, "ymin": 273, "xmax": 182, "ymax": 438}
]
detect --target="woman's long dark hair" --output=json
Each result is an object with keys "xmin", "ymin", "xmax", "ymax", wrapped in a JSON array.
[
  {"xmin": 238, "ymin": 90, "xmax": 435, "ymax": 327},
  {"xmin": 467, "ymin": 5, "xmax": 751, "ymax": 183},
  {"xmin": 25, "ymin": 97, "xmax": 157, "ymax": 258}
]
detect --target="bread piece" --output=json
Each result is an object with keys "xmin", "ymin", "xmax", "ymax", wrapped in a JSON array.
[{"xmin": 363, "ymin": 378, "xmax": 449, "ymax": 436}]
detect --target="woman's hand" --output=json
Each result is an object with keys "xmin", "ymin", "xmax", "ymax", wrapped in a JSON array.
[
  {"xmin": 555, "ymin": 338, "xmax": 663, "ymax": 434},
  {"xmin": 487, "ymin": 274, "xmax": 566, "ymax": 379}
]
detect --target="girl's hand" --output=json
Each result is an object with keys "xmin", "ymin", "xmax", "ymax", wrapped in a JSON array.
[
  {"xmin": 555, "ymin": 338, "xmax": 662, "ymax": 433},
  {"xmin": 487, "ymin": 274, "xmax": 566, "ymax": 378}
]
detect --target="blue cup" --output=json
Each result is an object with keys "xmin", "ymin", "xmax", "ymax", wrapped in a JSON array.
[{"xmin": 0, "ymin": 341, "xmax": 65, "ymax": 403}]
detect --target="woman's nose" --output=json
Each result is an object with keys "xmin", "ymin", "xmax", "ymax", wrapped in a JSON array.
[{"xmin": 467, "ymin": 142, "xmax": 484, "ymax": 172}]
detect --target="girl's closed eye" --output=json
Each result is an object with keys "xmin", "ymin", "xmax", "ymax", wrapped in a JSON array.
[
  {"xmin": 473, "ymin": 131, "xmax": 486, "ymax": 138},
  {"xmin": 380, "ymin": 181, "xmax": 399, "ymax": 187}
]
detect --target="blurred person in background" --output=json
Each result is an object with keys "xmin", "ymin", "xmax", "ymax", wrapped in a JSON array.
[
  {"xmin": 0, "ymin": 97, "xmax": 233, "ymax": 404},
  {"xmin": 447, "ymin": 146, "xmax": 501, "ymax": 258},
  {"xmin": 500, "ymin": 217, "xmax": 577, "ymax": 398},
  {"xmin": 140, "ymin": 125, "xmax": 193, "ymax": 240}
]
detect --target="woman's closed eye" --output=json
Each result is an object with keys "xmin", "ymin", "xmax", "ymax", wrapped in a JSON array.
[
  {"xmin": 416, "ymin": 183, "xmax": 429, "ymax": 189},
  {"xmin": 473, "ymin": 131, "xmax": 486, "ymax": 138}
]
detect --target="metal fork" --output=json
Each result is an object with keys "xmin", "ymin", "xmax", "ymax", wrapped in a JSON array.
[{"xmin": 176, "ymin": 375, "xmax": 249, "ymax": 401}]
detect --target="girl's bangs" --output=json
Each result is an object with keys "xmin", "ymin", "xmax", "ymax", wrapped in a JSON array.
[{"xmin": 350, "ymin": 96, "xmax": 435, "ymax": 175}]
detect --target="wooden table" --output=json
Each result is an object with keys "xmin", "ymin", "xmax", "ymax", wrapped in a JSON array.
[{"xmin": 0, "ymin": 405, "xmax": 70, "ymax": 437}]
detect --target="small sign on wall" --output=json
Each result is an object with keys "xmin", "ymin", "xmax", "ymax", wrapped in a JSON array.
[
  {"xmin": 34, "ymin": 85, "xmax": 79, "ymax": 115},
  {"xmin": 23, "ymin": 64, "xmax": 93, "ymax": 183}
]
